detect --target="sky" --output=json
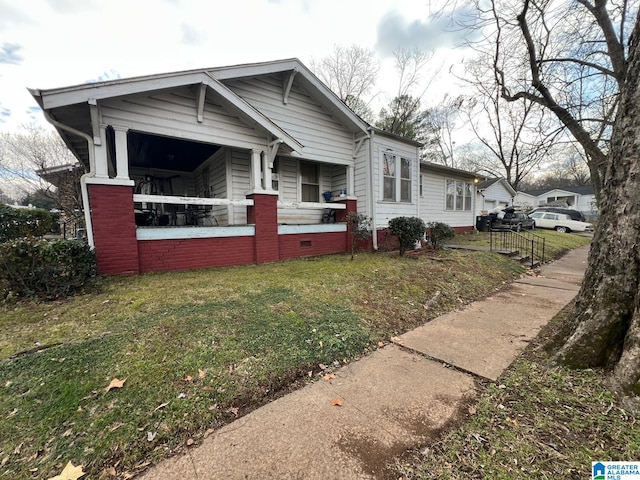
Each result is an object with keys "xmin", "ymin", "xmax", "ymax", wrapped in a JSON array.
[{"xmin": 0, "ymin": 0, "xmax": 476, "ymax": 133}]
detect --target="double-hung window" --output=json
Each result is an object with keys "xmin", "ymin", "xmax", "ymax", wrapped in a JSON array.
[
  {"xmin": 383, "ymin": 153, "xmax": 412, "ymax": 202},
  {"xmin": 446, "ymin": 179, "xmax": 473, "ymax": 211},
  {"xmin": 301, "ymin": 162, "xmax": 319, "ymax": 202}
]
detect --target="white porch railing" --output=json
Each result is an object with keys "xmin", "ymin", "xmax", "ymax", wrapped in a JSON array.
[
  {"xmin": 133, "ymin": 194, "xmax": 254, "ymax": 207},
  {"xmin": 277, "ymin": 201, "xmax": 346, "ymax": 210}
]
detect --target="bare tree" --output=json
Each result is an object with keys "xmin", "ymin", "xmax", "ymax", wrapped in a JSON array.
[
  {"xmin": 311, "ymin": 45, "xmax": 380, "ymax": 121},
  {"xmin": 460, "ymin": 0, "xmax": 640, "ymax": 404},
  {"xmin": 480, "ymin": 0, "xmax": 634, "ymax": 198},
  {"xmin": 0, "ymin": 124, "xmax": 83, "ymax": 230},
  {"xmin": 375, "ymin": 49, "xmax": 433, "ymax": 142},
  {"xmin": 422, "ymin": 94, "xmax": 464, "ymax": 168},
  {"xmin": 459, "ymin": 66, "xmax": 559, "ymax": 189}
]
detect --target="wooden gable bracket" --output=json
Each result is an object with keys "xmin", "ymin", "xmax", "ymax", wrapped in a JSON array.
[
  {"xmin": 196, "ymin": 83, "xmax": 207, "ymax": 123},
  {"xmin": 353, "ymin": 134, "xmax": 369, "ymax": 159},
  {"xmin": 282, "ymin": 69, "xmax": 298, "ymax": 105},
  {"xmin": 267, "ymin": 138, "xmax": 283, "ymax": 166},
  {"xmin": 88, "ymin": 99, "xmax": 101, "ymax": 145}
]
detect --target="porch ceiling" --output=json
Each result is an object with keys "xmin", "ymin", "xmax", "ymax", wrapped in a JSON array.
[{"xmin": 129, "ymin": 132, "xmax": 221, "ymax": 172}]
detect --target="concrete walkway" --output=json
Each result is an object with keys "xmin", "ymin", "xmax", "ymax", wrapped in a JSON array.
[{"xmin": 137, "ymin": 245, "xmax": 590, "ymax": 480}]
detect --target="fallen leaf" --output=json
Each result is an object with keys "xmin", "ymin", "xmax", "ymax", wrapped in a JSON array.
[
  {"xmin": 146, "ymin": 432, "xmax": 157, "ymax": 442},
  {"xmin": 104, "ymin": 378, "xmax": 126, "ymax": 393},
  {"xmin": 204, "ymin": 428, "xmax": 214, "ymax": 438},
  {"xmin": 228, "ymin": 407, "xmax": 239, "ymax": 417},
  {"xmin": 153, "ymin": 402, "xmax": 169, "ymax": 412},
  {"xmin": 307, "ymin": 371, "xmax": 313, "ymax": 377},
  {"xmin": 331, "ymin": 398, "xmax": 343, "ymax": 407},
  {"xmin": 106, "ymin": 466, "xmax": 117, "ymax": 476},
  {"xmin": 186, "ymin": 438, "xmax": 194, "ymax": 446},
  {"xmin": 198, "ymin": 369, "xmax": 206, "ymax": 379},
  {"xmin": 202, "ymin": 386, "xmax": 214, "ymax": 392},
  {"xmin": 377, "ymin": 341, "xmax": 385, "ymax": 348},
  {"xmin": 468, "ymin": 406, "xmax": 477, "ymax": 415},
  {"xmin": 48, "ymin": 461, "xmax": 85, "ymax": 480},
  {"xmin": 177, "ymin": 393, "xmax": 187, "ymax": 399},
  {"xmin": 323, "ymin": 373, "xmax": 336, "ymax": 381},
  {"xmin": 185, "ymin": 375, "xmax": 193, "ymax": 382},
  {"xmin": 390, "ymin": 336, "xmax": 403, "ymax": 346}
]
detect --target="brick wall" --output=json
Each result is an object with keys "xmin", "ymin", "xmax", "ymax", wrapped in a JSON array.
[
  {"xmin": 247, "ymin": 193, "xmax": 279, "ymax": 264},
  {"xmin": 278, "ymin": 231, "xmax": 348, "ymax": 260},
  {"xmin": 138, "ymin": 236, "xmax": 255, "ymax": 273},
  {"xmin": 88, "ymin": 184, "xmax": 139, "ymax": 275}
]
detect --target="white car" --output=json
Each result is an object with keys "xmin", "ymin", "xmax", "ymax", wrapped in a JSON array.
[{"xmin": 529, "ymin": 212, "xmax": 594, "ymax": 233}]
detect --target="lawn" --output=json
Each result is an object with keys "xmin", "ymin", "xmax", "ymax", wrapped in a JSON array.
[
  {"xmin": 0, "ymin": 237, "xmax": 591, "ymax": 479},
  {"xmin": 450, "ymin": 229, "xmax": 591, "ymax": 259}
]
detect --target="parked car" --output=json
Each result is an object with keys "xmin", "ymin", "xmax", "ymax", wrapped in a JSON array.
[
  {"xmin": 529, "ymin": 211, "xmax": 594, "ymax": 233},
  {"xmin": 530, "ymin": 207, "xmax": 585, "ymax": 222},
  {"xmin": 492, "ymin": 212, "xmax": 536, "ymax": 231}
]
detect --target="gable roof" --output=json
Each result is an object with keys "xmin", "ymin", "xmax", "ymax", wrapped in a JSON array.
[
  {"xmin": 29, "ymin": 58, "xmax": 374, "ymax": 167},
  {"xmin": 521, "ymin": 185, "xmax": 594, "ymax": 197},
  {"xmin": 477, "ymin": 177, "xmax": 516, "ymax": 196},
  {"xmin": 420, "ymin": 161, "xmax": 481, "ymax": 180}
]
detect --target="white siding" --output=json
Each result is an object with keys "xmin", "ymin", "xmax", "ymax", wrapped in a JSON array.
[
  {"xmin": 277, "ymin": 157, "xmax": 327, "ymax": 224},
  {"xmin": 419, "ymin": 169, "xmax": 476, "ymax": 228},
  {"xmin": 229, "ymin": 148, "xmax": 251, "ymax": 224},
  {"xmin": 224, "ymin": 75, "xmax": 355, "ymax": 165},
  {"xmin": 354, "ymin": 138, "xmax": 369, "ymax": 216},
  {"xmin": 476, "ymin": 182, "xmax": 513, "ymax": 215},
  {"xmin": 371, "ymin": 135, "xmax": 419, "ymax": 228},
  {"xmin": 101, "ymin": 87, "xmax": 268, "ymax": 151}
]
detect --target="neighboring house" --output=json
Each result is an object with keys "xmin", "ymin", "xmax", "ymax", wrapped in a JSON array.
[
  {"xmin": 514, "ymin": 185, "xmax": 598, "ymax": 219},
  {"xmin": 30, "ymin": 58, "xmax": 478, "ymax": 275},
  {"xmin": 475, "ymin": 177, "xmax": 516, "ymax": 216},
  {"xmin": 419, "ymin": 162, "xmax": 481, "ymax": 232},
  {"xmin": 36, "ymin": 163, "xmax": 86, "ymax": 239}
]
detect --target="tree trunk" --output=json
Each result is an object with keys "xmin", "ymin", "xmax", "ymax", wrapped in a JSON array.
[{"xmin": 555, "ymin": 11, "xmax": 640, "ymax": 402}]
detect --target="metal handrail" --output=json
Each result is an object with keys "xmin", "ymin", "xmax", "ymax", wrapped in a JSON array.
[{"xmin": 489, "ymin": 229, "xmax": 546, "ymax": 267}]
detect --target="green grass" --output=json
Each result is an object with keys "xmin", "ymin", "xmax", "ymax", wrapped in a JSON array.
[
  {"xmin": 392, "ymin": 306, "xmax": 640, "ymax": 479},
  {"xmin": 451, "ymin": 229, "xmax": 591, "ymax": 258},
  {"xmin": 0, "ymin": 249, "xmax": 525, "ymax": 479}
]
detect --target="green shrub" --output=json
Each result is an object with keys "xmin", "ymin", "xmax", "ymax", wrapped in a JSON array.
[
  {"xmin": 0, "ymin": 205, "xmax": 54, "ymax": 242},
  {"xmin": 426, "ymin": 221, "xmax": 455, "ymax": 250},
  {"xmin": 388, "ymin": 216, "xmax": 426, "ymax": 256},
  {"xmin": 0, "ymin": 238, "xmax": 97, "ymax": 299}
]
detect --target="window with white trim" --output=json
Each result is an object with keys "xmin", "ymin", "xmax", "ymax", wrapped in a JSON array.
[
  {"xmin": 382, "ymin": 153, "xmax": 412, "ymax": 202},
  {"xmin": 446, "ymin": 179, "xmax": 473, "ymax": 211}
]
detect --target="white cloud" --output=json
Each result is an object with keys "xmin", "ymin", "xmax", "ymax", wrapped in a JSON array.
[{"xmin": 0, "ymin": 0, "xmax": 475, "ymax": 132}]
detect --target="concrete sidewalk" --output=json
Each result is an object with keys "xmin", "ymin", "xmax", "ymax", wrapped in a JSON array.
[{"xmin": 138, "ymin": 245, "xmax": 590, "ymax": 480}]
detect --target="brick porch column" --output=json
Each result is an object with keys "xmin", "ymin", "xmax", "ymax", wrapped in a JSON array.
[
  {"xmin": 88, "ymin": 184, "xmax": 140, "ymax": 275},
  {"xmin": 247, "ymin": 193, "xmax": 279, "ymax": 264},
  {"xmin": 335, "ymin": 199, "xmax": 358, "ymax": 251}
]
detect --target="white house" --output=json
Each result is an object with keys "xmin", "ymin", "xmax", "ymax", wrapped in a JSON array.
[
  {"xmin": 419, "ymin": 162, "xmax": 481, "ymax": 230},
  {"xmin": 30, "ymin": 58, "xmax": 478, "ymax": 274},
  {"xmin": 515, "ymin": 185, "xmax": 598, "ymax": 218},
  {"xmin": 475, "ymin": 177, "xmax": 516, "ymax": 216}
]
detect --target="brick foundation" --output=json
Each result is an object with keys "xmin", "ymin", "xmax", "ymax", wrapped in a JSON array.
[
  {"xmin": 138, "ymin": 236, "xmax": 255, "ymax": 273},
  {"xmin": 278, "ymin": 232, "xmax": 348, "ymax": 260}
]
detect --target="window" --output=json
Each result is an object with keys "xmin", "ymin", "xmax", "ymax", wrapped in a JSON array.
[
  {"xmin": 271, "ymin": 158, "xmax": 279, "ymax": 191},
  {"xmin": 301, "ymin": 162, "xmax": 319, "ymax": 202},
  {"xmin": 400, "ymin": 157, "xmax": 411, "ymax": 202},
  {"xmin": 383, "ymin": 153, "xmax": 396, "ymax": 201},
  {"xmin": 382, "ymin": 153, "xmax": 412, "ymax": 202},
  {"xmin": 445, "ymin": 179, "xmax": 473, "ymax": 211}
]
